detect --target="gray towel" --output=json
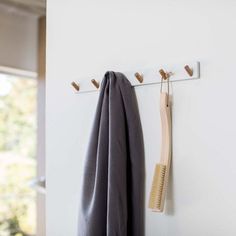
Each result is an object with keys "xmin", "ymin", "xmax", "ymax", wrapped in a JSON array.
[{"xmin": 79, "ymin": 71, "xmax": 144, "ymax": 236}]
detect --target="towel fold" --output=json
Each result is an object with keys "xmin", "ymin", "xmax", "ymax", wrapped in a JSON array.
[{"xmin": 79, "ymin": 71, "xmax": 144, "ymax": 236}]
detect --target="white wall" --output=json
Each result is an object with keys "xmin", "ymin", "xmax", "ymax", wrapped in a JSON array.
[
  {"xmin": 0, "ymin": 3, "xmax": 38, "ymax": 73},
  {"xmin": 46, "ymin": 1, "xmax": 236, "ymax": 236}
]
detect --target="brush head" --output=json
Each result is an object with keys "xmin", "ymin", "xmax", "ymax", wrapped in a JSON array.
[{"xmin": 148, "ymin": 164, "xmax": 166, "ymax": 212}]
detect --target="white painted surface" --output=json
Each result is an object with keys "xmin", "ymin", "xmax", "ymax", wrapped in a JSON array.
[
  {"xmin": 46, "ymin": 1, "xmax": 236, "ymax": 236},
  {"xmin": 0, "ymin": 4, "xmax": 38, "ymax": 73}
]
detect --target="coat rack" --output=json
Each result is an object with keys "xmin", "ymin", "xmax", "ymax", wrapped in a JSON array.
[{"xmin": 71, "ymin": 62, "xmax": 200, "ymax": 93}]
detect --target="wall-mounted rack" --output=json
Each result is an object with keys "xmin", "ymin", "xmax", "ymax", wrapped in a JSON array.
[{"xmin": 71, "ymin": 61, "xmax": 200, "ymax": 93}]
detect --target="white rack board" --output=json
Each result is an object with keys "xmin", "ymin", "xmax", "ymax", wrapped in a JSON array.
[{"xmin": 73, "ymin": 61, "xmax": 200, "ymax": 93}]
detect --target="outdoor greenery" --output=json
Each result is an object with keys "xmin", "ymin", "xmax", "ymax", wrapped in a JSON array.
[{"xmin": 0, "ymin": 75, "xmax": 36, "ymax": 236}]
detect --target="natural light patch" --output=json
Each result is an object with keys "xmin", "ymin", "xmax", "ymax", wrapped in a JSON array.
[{"xmin": 0, "ymin": 74, "xmax": 12, "ymax": 97}]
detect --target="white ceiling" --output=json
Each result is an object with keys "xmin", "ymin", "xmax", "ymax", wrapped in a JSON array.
[{"xmin": 0, "ymin": 0, "xmax": 46, "ymax": 15}]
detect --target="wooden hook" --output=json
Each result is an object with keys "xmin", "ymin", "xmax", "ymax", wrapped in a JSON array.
[
  {"xmin": 184, "ymin": 65, "xmax": 193, "ymax": 76},
  {"xmin": 71, "ymin": 81, "xmax": 80, "ymax": 91},
  {"xmin": 159, "ymin": 69, "xmax": 168, "ymax": 80},
  {"xmin": 134, "ymin": 72, "xmax": 143, "ymax": 83},
  {"xmin": 91, "ymin": 79, "xmax": 99, "ymax": 89}
]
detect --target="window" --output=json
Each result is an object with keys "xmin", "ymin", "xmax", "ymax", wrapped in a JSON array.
[{"xmin": 0, "ymin": 73, "xmax": 37, "ymax": 236}]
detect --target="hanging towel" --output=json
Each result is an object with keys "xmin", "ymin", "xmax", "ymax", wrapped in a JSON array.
[{"xmin": 78, "ymin": 71, "xmax": 144, "ymax": 236}]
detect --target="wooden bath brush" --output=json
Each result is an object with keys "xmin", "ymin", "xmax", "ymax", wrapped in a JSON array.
[{"xmin": 148, "ymin": 73, "xmax": 172, "ymax": 212}]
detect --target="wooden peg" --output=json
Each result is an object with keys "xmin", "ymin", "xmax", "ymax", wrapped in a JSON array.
[
  {"xmin": 91, "ymin": 79, "xmax": 99, "ymax": 89},
  {"xmin": 184, "ymin": 65, "xmax": 193, "ymax": 76},
  {"xmin": 159, "ymin": 69, "xmax": 168, "ymax": 80},
  {"xmin": 71, "ymin": 81, "xmax": 80, "ymax": 91},
  {"xmin": 134, "ymin": 72, "xmax": 143, "ymax": 83}
]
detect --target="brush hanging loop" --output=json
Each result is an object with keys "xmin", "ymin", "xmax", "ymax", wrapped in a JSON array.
[{"xmin": 160, "ymin": 70, "xmax": 170, "ymax": 106}]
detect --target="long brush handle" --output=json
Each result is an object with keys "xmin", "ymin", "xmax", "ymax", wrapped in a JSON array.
[{"xmin": 160, "ymin": 92, "xmax": 171, "ymax": 165}]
